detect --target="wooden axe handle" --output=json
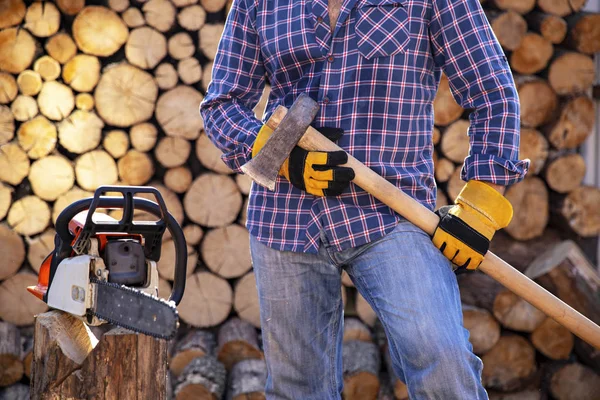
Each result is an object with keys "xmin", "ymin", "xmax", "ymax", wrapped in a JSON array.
[{"xmin": 266, "ymin": 106, "xmax": 600, "ymax": 350}]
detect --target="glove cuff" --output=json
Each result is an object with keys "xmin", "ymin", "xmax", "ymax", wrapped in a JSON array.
[
  {"xmin": 251, "ymin": 124, "xmax": 274, "ymax": 159},
  {"xmin": 455, "ymin": 180, "xmax": 514, "ymax": 230}
]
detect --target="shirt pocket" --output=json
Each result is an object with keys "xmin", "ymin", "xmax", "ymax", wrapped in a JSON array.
[{"xmin": 355, "ymin": 0, "xmax": 410, "ymax": 60}]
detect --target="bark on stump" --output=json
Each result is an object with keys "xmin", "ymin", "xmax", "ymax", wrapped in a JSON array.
[{"xmin": 31, "ymin": 310, "xmax": 168, "ymax": 400}]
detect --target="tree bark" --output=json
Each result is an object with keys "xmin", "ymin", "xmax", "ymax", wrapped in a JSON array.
[
  {"xmin": 31, "ymin": 310, "xmax": 168, "ymax": 400},
  {"xmin": 343, "ymin": 317, "xmax": 373, "ymax": 343},
  {"xmin": 343, "ymin": 340, "xmax": 381, "ymax": 400},
  {"xmin": 0, "ymin": 322, "xmax": 23, "ymax": 387},
  {"xmin": 174, "ymin": 355, "xmax": 227, "ymax": 400},
  {"xmin": 217, "ymin": 317, "xmax": 263, "ymax": 371},
  {"xmin": 228, "ymin": 359, "xmax": 267, "ymax": 400},
  {"xmin": 170, "ymin": 329, "xmax": 216, "ymax": 377}
]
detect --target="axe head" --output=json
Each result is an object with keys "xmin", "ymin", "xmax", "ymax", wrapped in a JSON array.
[{"xmin": 241, "ymin": 93, "xmax": 319, "ymax": 190}]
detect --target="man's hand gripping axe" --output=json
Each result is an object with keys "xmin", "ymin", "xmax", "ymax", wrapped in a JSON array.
[{"xmin": 242, "ymin": 93, "xmax": 600, "ymax": 350}]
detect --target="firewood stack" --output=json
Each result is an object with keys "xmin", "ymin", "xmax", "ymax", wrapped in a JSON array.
[{"xmin": 0, "ymin": 0, "xmax": 598, "ymax": 398}]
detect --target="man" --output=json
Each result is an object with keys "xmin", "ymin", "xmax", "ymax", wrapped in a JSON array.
[{"xmin": 200, "ymin": 0, "xmax": 529, "ymax": 398}]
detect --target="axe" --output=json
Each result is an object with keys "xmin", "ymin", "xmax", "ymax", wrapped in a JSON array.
[{"xmin": 242, "ymin": 93, "xmax": 600, "ymax": 350}]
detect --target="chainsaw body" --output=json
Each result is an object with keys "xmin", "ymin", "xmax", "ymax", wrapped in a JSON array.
[{"xmin": 27, "ymin": 186, "xmax": 187, "ymax": 338}]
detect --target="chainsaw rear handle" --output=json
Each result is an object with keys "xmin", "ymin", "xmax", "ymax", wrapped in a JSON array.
[{"xmin": 54, "ymin": 186, "xmax": 187, "ymax": 305}]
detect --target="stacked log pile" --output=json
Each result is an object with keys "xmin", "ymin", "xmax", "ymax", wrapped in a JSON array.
[{"xmin": 0, "ymin": 0, "xmax": 598, "ymax": 398}]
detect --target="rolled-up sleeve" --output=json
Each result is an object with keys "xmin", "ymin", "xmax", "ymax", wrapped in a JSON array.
[
  {"xmin": 199, "ymin": 0, "xmax": 265, "ymax": 173},
  {"xmin": 429, "ymin": 0, "xmax": 529, "ymax": 186}
]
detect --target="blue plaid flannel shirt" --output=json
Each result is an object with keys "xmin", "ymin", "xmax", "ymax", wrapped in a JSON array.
[{"xmin": 200, "ymin": 0, "xmax": 529, "ymax": 254}]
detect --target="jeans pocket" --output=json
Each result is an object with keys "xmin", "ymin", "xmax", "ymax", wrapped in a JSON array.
[{"xmin": 355, "ymin": 0, "xmax": 410, "ymax": 60}]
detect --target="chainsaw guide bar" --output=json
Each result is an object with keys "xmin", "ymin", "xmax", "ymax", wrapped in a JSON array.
[{"xmin": 90, "ymin": 277, "xmax": 179, "ymax": 340}]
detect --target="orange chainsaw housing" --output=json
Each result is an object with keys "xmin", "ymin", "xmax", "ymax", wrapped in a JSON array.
[{"xmin": 27, "ymin": 211, "xmax": 143, "ymax": 301}]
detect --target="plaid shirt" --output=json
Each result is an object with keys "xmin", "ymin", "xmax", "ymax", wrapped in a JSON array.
[{"xmin": 200, "ymin": 0, "xmax": 529, "ymax": 254}]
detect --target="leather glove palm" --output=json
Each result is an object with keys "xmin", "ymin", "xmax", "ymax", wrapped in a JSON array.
[
  {"xmin": 251, "ymin": 124, "xmax": 354, "ymax": 196},
  {"xmin": 432, "ymin": 180, "xmax": 513, "ymax": 270}
]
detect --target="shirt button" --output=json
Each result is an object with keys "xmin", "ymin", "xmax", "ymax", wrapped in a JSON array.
[
  {"xmin": 317, "ymin": 16, "xmax": 323, "ymax": 23},
  {"xmin": 327, "ymin": 55, "xmax": 334, "ymax": 62},
  {"xmin": 323, "ymin": 97, "xmax": 330, "ymax": 104}
]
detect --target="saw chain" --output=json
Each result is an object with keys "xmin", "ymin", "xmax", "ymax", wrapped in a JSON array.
[{"xmin": 89, "ymin": 277, "xmax": 179, "ymax": 340}]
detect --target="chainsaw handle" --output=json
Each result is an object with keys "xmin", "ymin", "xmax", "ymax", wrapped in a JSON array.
[{"xmin": 54, "ymin": 195, "xmax": 187, "ymax": 305}]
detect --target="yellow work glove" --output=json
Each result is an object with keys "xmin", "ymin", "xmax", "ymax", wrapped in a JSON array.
[
  {"xmin": 432, "ymin": 180, "xmax": 513, "ymax": 270},
  {"xmin": 251, "ymin": 124, "xmax": 354, "ymax": 196}
]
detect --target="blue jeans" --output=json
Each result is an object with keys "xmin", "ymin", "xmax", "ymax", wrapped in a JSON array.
[{"xmin": 250, "ymin": 220, "xmax": 487, "ymax": 400}]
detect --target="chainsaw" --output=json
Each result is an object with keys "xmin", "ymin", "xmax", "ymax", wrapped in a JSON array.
[{"xmin": 27, "ymin": 186, "xmax": 188, "ymax": 340}]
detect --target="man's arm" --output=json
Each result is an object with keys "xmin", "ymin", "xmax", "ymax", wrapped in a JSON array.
[
  {"xmin": 199, "ymin": 0, "xmax": 266, "ymax": 173},
  {"xmin": 429, "ymin": 0, "xmax": 529, "ymax": 188}
]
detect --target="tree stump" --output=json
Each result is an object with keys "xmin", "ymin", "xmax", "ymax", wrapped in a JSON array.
[
  {"xmin": 217, "ymin": 317, "xmax": 262, "ymax": 371},
  {"xmin": 55, "ymin": 0, "xmax": 85, "ymax": 16},
  {"xmin": 0, "ymin": 322, "xmax": 23, "ymax": 387},
  {"xmin": 0, "ymin": 73, "xmax": 18, "ymax": 105},
  {"xmin": 118, "ymin": 150, "xmax": 154, "ymax": 185},
  {"xmin": 58, "ymin": 110, "xmax": 104, "ymax": 154},
  {"xmin": 343, "ymin": 340, "xmax": 381, "ymax": 400},
  {"xmin": 566, "ymin": 13, "xmax": 600, "ymax": 55},
  {"xmin": 38, "ymin": 81, "xmax": 74, "ymax": 121},
  {"xmin": 31, "ymin": 310, "xmax": 168, "ymax": 400},
  {"xmin": 178, "ymin": 57, "xmax": 202, "ymax": 85},
  {"xmin": 199, "ymin": 23, "xmax": 225, "ymax": 60},
  {"xmin": 165, "ymin": 167, "xmax": 193, "ymax": 194},
  {"xmin": 356, "ymin": 292, "xmax": 377, "ymax": 327},
  {"xmin": 170, "ymin": 329, "xmax": 216, "ymax": 377},
  {"xmin": 169, "ymin": 32, "xmax": 195, "ymax": 60},
  {"xmin": 26, "ymin": 228, "xmax": 56, "ymax": 273},
  {"xmin": 0, "ymin": 383, "xmax": 29, "ymax": 400},
  {"xmin": 17, "ymin": 70, "xmax": 42, "ymax": 96},
  {"xmin": 123, "ymin": 7, "xmax": 145, "ymax": 28},
  {"xmin": 75, "ymin": 93, "xmax": 94, "ymax": 111},
  {"xmin": 157, "ymin": 240, "xmax": 198, "ymax": 281},
  {"xmin": 0, "ymin": 185, "xmax": 12, "ymax": 224},
  {"xmin": 553, "ymin": 186, "xmax": 600, "ymax": 238},
  {"xmin": 103, "ymin": 130, "xmax": 129, "ymax": 159},
  {"xmin": 493, "ymin": 289, "xmax": 546, "ymax": 332},
  {"xmin": 489, "ymin": 0, "xmax": 535, "ymax": 14}
]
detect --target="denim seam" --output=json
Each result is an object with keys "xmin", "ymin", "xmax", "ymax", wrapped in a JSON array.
[{"xmin": 328, "ymin": 298, "xmax": 342, "ymax": 399}]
